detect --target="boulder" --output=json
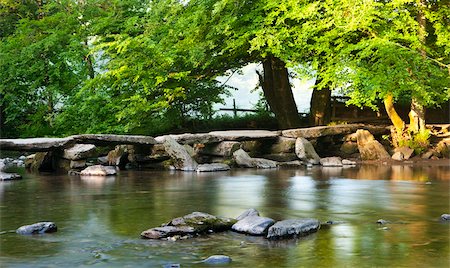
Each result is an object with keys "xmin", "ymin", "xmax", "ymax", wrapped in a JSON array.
[
  {"xmin": 267, "ymin": 219, "xmax": 320, "ymax": 239},
  {"xmin": 201, "ymin": 255, "xmax": 232, "ymax": 264},
  {"xmin": 240, "ymin": 140, "xmax": 264, "ymax": 156},
  {"xmin": 233, "ymin": 149, "xmax": 277, "ymax": 169},
  {"xmin": 394, "ymin": 146, "xmax": 414, "ymax": 160},
  {"xmin": 320, "ymin": 157, "xmax": 343, "ymax": 167},
  {"xmin": 340, "ymin": 141, "xmax": 358, "ymax": 155},
  {"xmin": 201, "ymin": 141, "xmax": 241, "ymax": 157},
  {"xmin": 196, "ymin": 163, "xmax": 230, "ymax": 172},
  {"xmin": 231, "ymin": 215, "xmax": 275, "ymax": 235},
  {"xmin": 277, "ymin": 160, "xmax": 304, "ymax": 168},
  {"xmin": 262, "ymin": 153, "xmax": 298, "ymax": 162},
  {"xmin": 0, "ymin": 172, "xmax": 22, "ymax": 181},
  {"xmin": 24, "ymin": 154, "xmax": 35, "ymax": 168},
  {"xmin": 29, "ymin": 151, "xmax": 57, "ymax": 171},
  {"xmin": 295, "ymin": 137, "xmax": 321, "ymax": 165},
  {"xmin": 392, "ymin": 152, "xmax": 404, "ymax": 161},
  {"xmin": 141, "ymin": 226, "xmax": 196, "ymax": 239},
  {"xmin": 63, "ymin": 144, "xmax": 96, "ymax": 160},
  {"xmin": 421, "ymin": 150, "xmax": 434, "ymax": 159},
  {"xmin": 356, "ymin": 129, "xmax": 390, "ymax": 160},
  {"xmin": 70, "ymin": 160, "xmax": 86, "ymax": 169},
  {"xmin": 16, "ymin": 222, "xmax": 57, "ymax": 235},
  {"xmin": 80, "ymin": 165, "xmax": 117, "ymax": 176},
  {"xmin": 436, "ymin": 138, "xmax": 450, "ymax": 158},
  {"xmin": 107, "ymin": 145, "xmax": 129, "ymax": 167},
  {"xmin": 236, "ymin": 208, "xmax": 260, "ymax": 221},
  {"xmin": 269, "ymin": 137, "xmax": 296, "ymax": 154},
  {"xmin": 342, "ymin": 159, "xmax": 357, "ymax": 165},
  {"xmin": 141, "ymin": 212, "xmax": 236, "ymax": 239},
  {"xmin": 163, "ymin": 136, "xmax": 198, "ymax": 171}
]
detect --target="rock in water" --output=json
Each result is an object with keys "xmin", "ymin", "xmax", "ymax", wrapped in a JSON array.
[
  {"xmin": 0, "ymin": 172, "xmax": 22, "ymax": 181},
  {"xmin": 141, "ymin": 212, "xmax": 236, "ymax": 239},
  {"xmin": 16, "ymin": 222, "xmax": 57, "ymax": 235},
  {"xmin": 201, "ymin": 255, "xmax": 232, "ymax": 264},
  {"xmin": 231, "ymin": 215, "xmax": 275, "ymax": 235},
  {"xmin": 196, "ymin": 163, "xmax": 230, "ymax": 172},
  {"xmin": 233, "ymin": 149, "xmax": 277, "ymax": 169},
  {"xmin": 320, "ymin": 157, "xmax": 343, "ymax": 167},
  {"xmin": 356, "ymin": 129, "xmax": 390, "ymax": 160},
  {"xmin": 295, "ymin": 137, "xmax": 321, "ymax": 164},
  {"xmin": 80, "ymin": 165, "xmax": 116, "ymax": 176},
  {"xmin": 267, "ymin": 219, "xmax": 320, "ymax": 239},
  {"xmin": 236, "ymin": 208, "xmax": 260, "ymax": 221},
  {"xmin": 163, "ymin": 136, "xmax": 198, "ymax": 171},
  {"xmin": 440, "ymin": 214, "xmax": 450, "ymax": 221}
]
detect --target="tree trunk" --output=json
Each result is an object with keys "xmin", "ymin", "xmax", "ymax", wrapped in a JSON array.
[
  {"xmin": 384, "ymin": 93, "xmax": 405, "ymax": 147},
  {"xmin": 409, "ymin": 98, "xmax": 426, "ymax": 133},
  {"xmin": 84, "ymin": 40, "xmax": 95, "ymax": 79},
  {"xmin": 259, "ymin": 55, "xmax": 301, "ymax": 129},
  {"xmin": 310, "ymin": 77, "xmax": 331, "ymax": 126}
]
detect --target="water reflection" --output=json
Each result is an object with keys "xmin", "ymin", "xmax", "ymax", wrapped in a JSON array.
[
  {"xmin": 0, "ymin": 164, "xmax": 449, "ymax": 267},
  {"xmin": 80, "ymin": 175, "xmax": 115, "ymax": 188}
]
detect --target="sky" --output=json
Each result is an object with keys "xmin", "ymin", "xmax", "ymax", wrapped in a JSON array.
[{"xmin": 214, "ymin": 63, "xmax": 315, "ymax": 115}]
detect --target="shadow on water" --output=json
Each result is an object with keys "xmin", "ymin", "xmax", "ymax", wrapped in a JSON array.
[{"xmin": 0, "ymin": 164, "xmax": 449, "ymax": 267}]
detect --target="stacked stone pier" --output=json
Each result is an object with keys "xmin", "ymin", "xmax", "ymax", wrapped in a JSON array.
[{"xmin": 0, "ymin": 124, "xmax": 396, "ymax": 176}]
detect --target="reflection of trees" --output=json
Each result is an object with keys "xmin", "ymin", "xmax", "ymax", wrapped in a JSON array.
[{"xmin": 1, "ymin": 165, "xmax": 449, "ymax": 266}]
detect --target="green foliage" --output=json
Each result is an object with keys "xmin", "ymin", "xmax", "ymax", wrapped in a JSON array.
[
  {"xmin": 1, "ymin": 0, "xmax": 449, "ymax": 138},
  {"xmin": 398, "ymin": 129, "xmax": 431, "ymax": 154}
]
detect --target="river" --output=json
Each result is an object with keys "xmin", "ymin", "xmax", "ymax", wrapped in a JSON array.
[{"xmin": 1, "ymin": 164, "xmax": 449, "ymax": 267}]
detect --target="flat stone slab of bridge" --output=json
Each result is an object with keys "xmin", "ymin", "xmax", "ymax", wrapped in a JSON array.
[{"xmin": 0, "ymin": 134, "xmax": 157, "ymax": 152}]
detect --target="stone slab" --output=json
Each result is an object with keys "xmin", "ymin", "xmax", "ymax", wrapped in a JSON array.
[{"xmin": 282, "ymin": 124, "xmax": 390, "ymax": 139}]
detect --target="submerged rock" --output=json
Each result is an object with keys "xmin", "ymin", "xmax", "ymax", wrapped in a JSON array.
[
  {"xmin": 201, "ymin": 255, "xmax": 232, "ymax": 264},
  {"xmin": 267, "ymin": 219, "xmax": 320, "ymax": 239},
  {"xmin": 141, "ymin": 212, "xmax": 236, "ymax": 239},
  {"xmin": 80, "ymin": 165, "xmax": 116, "ymax": 176},
  {"xmin": 376, "ymin": 219, "xmax": 390, "ymax": 225},
  {"xmin": 16, "ymin": 222, "xmax": 57, "ymax": 235},
  {"xmin": 231, "ymin": 215, "xmax": 275, "ymax": 235}
]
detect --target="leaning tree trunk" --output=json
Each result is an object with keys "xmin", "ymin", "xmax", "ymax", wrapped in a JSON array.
[
  {"xmin": 259, "ymin": 55, "xmax": 301, "ymax": 129},
  {"xmin": 310, "ymin": 77, "xmax": 331, "ymax": 126},
  {"xmin": 384, "ymin": 93, "xmax": 405, "ymax": 147}
]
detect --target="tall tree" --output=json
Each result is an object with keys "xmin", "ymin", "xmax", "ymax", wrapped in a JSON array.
[{"xmin": 0, "ymin": 0, "xmax": 93, "ymax": 137}]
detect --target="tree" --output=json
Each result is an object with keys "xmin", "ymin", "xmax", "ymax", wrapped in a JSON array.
[
  {"xmin": 0, "ymin": 0, "xmax": 95, "ymax": 137},
  {"xmin": 324, "ymin": 0, "xmax": 449, "ymax": 145}
]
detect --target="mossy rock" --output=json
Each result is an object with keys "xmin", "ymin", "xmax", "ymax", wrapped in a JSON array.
[{"xmin": 166, "ymin": 212, "xmax": 237, "ymax": 233}]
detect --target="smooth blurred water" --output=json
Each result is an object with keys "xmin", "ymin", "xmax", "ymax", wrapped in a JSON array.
[{"xmin": 1, "ymin": 164, "xmax": 449, "ymax": 267}]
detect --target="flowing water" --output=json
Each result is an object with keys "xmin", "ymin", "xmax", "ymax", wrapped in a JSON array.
[{"xmin": 1, "ymin": 164, "xmax": 449, "ymax": 267}]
